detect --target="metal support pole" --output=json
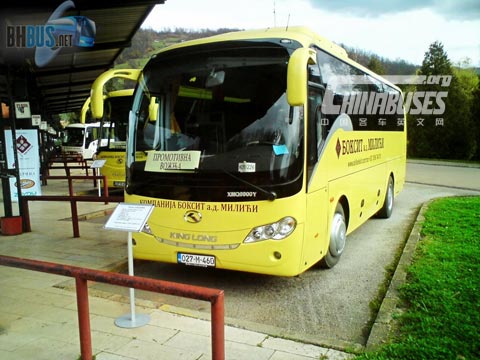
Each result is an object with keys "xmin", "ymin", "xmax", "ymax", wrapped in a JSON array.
[
  {"xmin": 68, "ymin": 177, "xmax": 74, "ymax": 196},
  {"xmin": 211, "ymin": 293, "xmax": 225, "ymax": 360},
  {"xmin": 128, "ymin": 231, "xmax": 136, "ymax": 322},
  {"xmin": 96, "ymin": 169, "xmax": 101, "ymax": 197},
  {"xmin": 20, "ymin": 197, "xmax": 31, "ymax": 232},
  {"xmin": 103, "ymin": 175, "xmax": 109, "ymax": 204},
  {"xmin": 114, "ymin": 232, "xmax": 150, "ymax": 328},
  {"xmin": 70, "ymin": 200, "xmax": 80, "ymax": 238},
  {"xmin": 75, "ymin": 277, "xmax": 92, "ymax": 360}
]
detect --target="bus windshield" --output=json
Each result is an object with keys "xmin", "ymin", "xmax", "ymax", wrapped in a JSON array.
[
  {"xmin": 63, "ymin": 127, "xmax": 88, "ymax": 146},
  {"xmin": 128, "ymin": 43, "xmax": 304, "ymax": 201},
  {"xmin": 99, "ymin": 96, "xmax": 131, "ymax": 150}
]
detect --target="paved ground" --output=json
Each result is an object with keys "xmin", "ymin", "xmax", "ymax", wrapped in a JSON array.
[
  {"xmin": 0, "ymin": 170, "xmax": 353, "ymax": 359},
  {"xmin": 77, "ymin": 160, "xmax": 480, "ymax": 349},
  {"xmin": 0, "ymin": 160, "xmax": 478, "ymax": 359},
  {"xmin": 406, "ymin": 159, "xmax": 480, "ymax": 191}
]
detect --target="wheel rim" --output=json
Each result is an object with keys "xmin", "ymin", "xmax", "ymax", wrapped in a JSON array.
[
  {"xmin": 387, "ymin": 181, "xmax": 394, "ymax": 212},
  {"xmin": 330, "ymin": 212, "xmax": 346, "ymax": 257}
]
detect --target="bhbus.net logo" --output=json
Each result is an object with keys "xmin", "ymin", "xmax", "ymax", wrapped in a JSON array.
[{"xmin": 5, "ymin": 0, "xmax": 95, "ymax": 67}]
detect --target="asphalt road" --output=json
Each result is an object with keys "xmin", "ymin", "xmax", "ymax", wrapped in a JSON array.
[{"xmin": 93, "ymin": 160, "xmax": 480, "ymax": 349}]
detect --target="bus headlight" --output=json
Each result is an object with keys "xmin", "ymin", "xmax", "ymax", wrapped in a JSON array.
[{"xmin": 244, "ymin": 217, "xmax": 296, "ymax": 243}]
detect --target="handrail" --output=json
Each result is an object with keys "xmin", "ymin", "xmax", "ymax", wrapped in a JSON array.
[
  {"xmin": 21, "ymin": 195, "xmax": 124, "ymax": 237},
  {"xmin": 0, "ymin": 255, "xmax": 225, "ymax": 360},
  {"xmin": 44, "ymin": 156, "xmax": 91, "ymax": 184},
  {"xmin": 42, "ymin": 175, "xmax": 109, "ymax": 199}
]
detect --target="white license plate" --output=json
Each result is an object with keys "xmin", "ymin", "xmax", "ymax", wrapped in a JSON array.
[
  {"xmin": 113, "ymin": 181, "xmax": 125, "ymax": 187},
  {"xmin": 177, "ymin": 253, "xmax": 216, "ymax": 267}
]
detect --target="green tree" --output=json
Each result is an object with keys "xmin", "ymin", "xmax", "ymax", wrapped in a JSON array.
[
  {"xmin": 420, "ymin": 41, "xmax": 451, "ymax": 75},
  {"xmin": 408, "ymin": 42, "xmax": 477, "ymax": 160},
  {"xmin": 367, "ymin": 56, "xmax": 386, "ymax": 75},
  {"xmin": 470, "ymin": 75, "xmax": 480, "ymax": 160},
  {"xmin": 451, "ymin": 65, "xmax": 479, "ymax": 159}
]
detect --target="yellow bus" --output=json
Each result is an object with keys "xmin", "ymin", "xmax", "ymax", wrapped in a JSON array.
[
  {"xmin": 90, "ymin": 69, "xmax": 141, "ymax": 188},
  {"xmin": 125, "ymin": 27, "xmax": 406, "ymax": 276}
]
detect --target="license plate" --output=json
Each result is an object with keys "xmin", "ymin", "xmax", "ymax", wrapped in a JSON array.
[
  {"xmin": 177, "ymin": 253, "xmax": 216, "ymax": 267},
  {"xmin": 113, "ymin": 181, "xmax": 125, "ymax": 187}
]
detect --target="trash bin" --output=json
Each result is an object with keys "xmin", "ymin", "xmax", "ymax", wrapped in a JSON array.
[{"xmin": 1, "ymin": 216, "xmax": 23, "ymax": 235}]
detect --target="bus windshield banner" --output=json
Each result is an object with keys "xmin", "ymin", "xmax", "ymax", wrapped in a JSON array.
[{"xmin": 145, "ymin": 151, "xmax": 201, "ymax": 172}]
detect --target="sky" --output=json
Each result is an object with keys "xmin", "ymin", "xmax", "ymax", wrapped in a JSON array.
[{"xmin": 141, "ymin": 0, "xmax": 480, "ymax": 67}]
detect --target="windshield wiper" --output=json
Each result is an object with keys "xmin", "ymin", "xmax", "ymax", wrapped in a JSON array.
[{"xmin": 214, "ymin": 168, "xmax": 277, "ymax": 201}]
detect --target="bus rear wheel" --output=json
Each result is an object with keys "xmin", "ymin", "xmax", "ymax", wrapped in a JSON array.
[
  {"xmin": 320, "ymin": 203, "xmax": 347, "ymax": 269},
  {"xmin": 376, "ymin": 176, "xmax": 394, "ymax": 219}
]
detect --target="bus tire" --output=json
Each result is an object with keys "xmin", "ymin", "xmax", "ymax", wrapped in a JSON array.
[
  {"xmin": 320, "ymin": 203, "xmax": 347, "ymax": 269},
  {"xmin": 377, "ymin": 176, "xmax": 394, "ymax": 219}
]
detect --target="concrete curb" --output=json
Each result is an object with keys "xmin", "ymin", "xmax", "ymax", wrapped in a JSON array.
[
  {"xmin": 365, "ymin": 200, "xmax": 432, "ymax": 350},
  {"xmin": 408, "ymin": 159, "xmax": 480, "ymax": 169}
]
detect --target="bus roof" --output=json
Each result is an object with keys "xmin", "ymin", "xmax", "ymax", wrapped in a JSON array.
[
  {"xmin": 150, "ymin": 26, "xmax": 400, "ymax": 92},
  {"xmin": 154, "ymin": 27, "xmax": 346, "ymax": 58}
]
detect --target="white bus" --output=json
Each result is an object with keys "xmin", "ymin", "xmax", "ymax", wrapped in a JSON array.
[{"xmin": 61, "ymin": 122, "xmax": 105, "ymax": 160}]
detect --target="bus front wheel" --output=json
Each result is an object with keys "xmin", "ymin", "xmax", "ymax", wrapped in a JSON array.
[{"xmin": 320, "ymin": 203, "xmax": 347, "ymax": 269}]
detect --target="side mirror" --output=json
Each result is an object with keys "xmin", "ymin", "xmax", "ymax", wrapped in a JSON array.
[
  {"xmin": 80, "ymin": 97, "xmax": 91, "ymax": 124},
  {"xmin": 91, "ymin": 69, "xmax": 141, "ymax": 119},
  {"xmin": 287, "ymin": 48, "xmax": 317, "ymax": 106}
]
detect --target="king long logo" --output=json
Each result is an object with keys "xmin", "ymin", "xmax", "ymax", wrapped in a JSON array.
[{"xmin": 184, "ymin": 210, "xmax": 202, "ymax": 223}]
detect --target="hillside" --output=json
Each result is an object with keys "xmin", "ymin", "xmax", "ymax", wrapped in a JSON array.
[
  {"xmin": 114, "ymin": 28, "xmax": 242, "ymax": 69},
  {"xmin": 114, "ymin": 28, "xmax": 419, "ymax": 75}
]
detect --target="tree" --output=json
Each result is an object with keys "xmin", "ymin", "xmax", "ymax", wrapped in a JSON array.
[
  {"xmin": 408, "ymin": 41, "xmax": 477, "ymax": 160},
  {"xmin": 420, "ymin": 41, "xmax": 451, "ymax": 75},
  {"xmin": 469, "ymin": 75, "xmax": 480, "ymax": 160},
  {"xmin": 367, "ymin": 56, "xmax": 386, "ymax": 75}
]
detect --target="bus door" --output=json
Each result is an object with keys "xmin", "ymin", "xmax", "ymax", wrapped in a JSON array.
[{"xmin": 303, "ymin": 64, "xmax": 329, "ymax": 269}]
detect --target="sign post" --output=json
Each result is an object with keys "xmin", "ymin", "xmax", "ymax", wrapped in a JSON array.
[
  {"xmin": 104, "ymin": 203, "xmax": 154, "ymax": 328},
  {"xmin": 90, "ymin": 159, "xmax": 106, "ymax": 196}
]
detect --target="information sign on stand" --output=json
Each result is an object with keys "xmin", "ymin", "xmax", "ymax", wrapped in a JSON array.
[
  {"xmin": 104, "ymin": 203, "xmax": 154, "ymax": 328},
  {"xmin": 90, "ymin": 159, "xmax": 106, "ymax": 196},
  {"xmin": 91, "ymin": 159, "xmax": 107, "ymax": 169}
]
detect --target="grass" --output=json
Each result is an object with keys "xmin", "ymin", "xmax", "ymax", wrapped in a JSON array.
[{"xmin": 358, "ymin": 196, "xmax": 480, "ymax": 359}]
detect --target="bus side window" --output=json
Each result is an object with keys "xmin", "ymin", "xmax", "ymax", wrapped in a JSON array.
[{"xmin": 307, "ymin": 61, "xmax": 326, "ymax": 165}]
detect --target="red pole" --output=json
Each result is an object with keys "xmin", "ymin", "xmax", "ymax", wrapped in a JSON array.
[
  {"xmin": 65, "ymin": 165, "xmax": 71, "ymax": 178},
  {"xmin": 75, "ymin": 277, "xmax": 92, "ymax": 360},
  {"xmin": 68, "ymin": 178, "xmax": 74, "ymax": 197},
  {"xmin": 70, "ymin": 200, "xmax": 80, "ymax": 237},
  {"xmin": 211, "ymin": 292, "xmax": 225, "ymax": 360},
  {"xmin": 20, "ymin": 198, "xmax": 31, "ymax": 232},
  {"xmin": 103, "ymin": 175, "xmax": 109, "ymax": 204}
]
